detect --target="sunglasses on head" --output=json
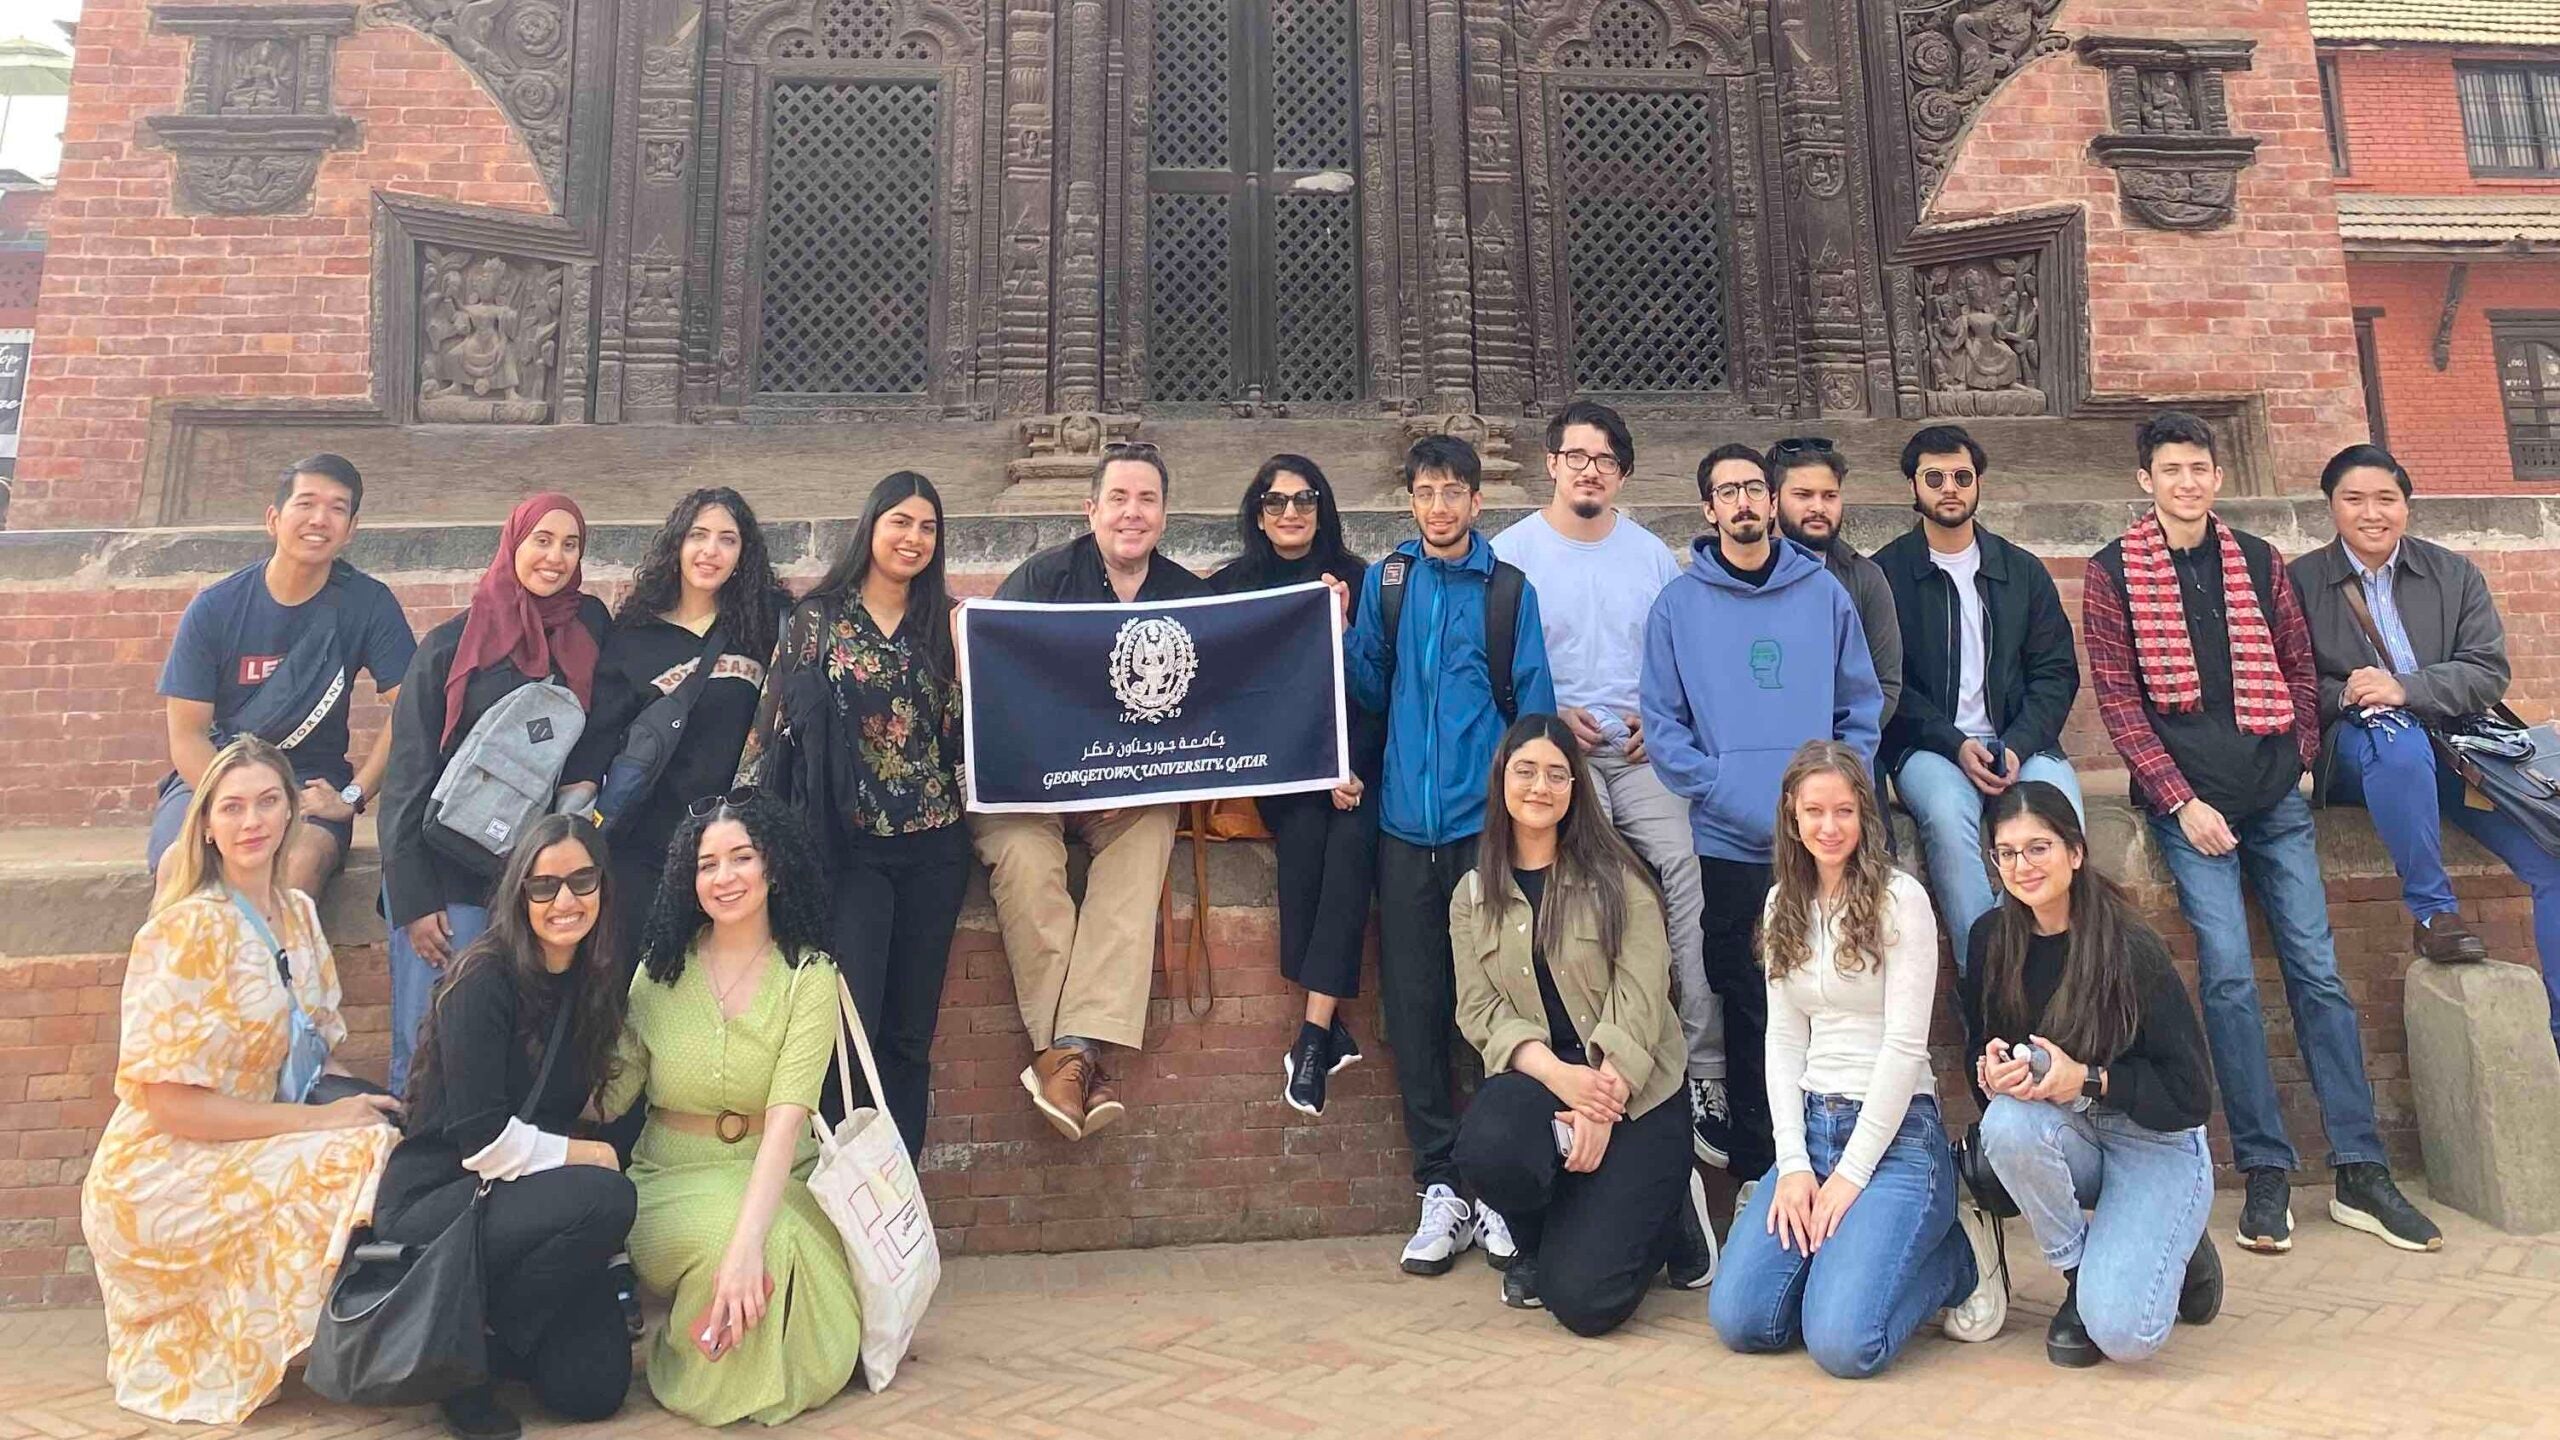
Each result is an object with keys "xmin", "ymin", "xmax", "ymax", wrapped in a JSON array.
[
  {"xmin": 1769, "ymin": 436, "xmax": 1838, "ymax": 458},
  {"xmin": 688, "ymin": 785, "xmax": 758, "ymax": 820},
  {"xmin": 523, "ymin": 866, "xmax": 603, "ymax": 903},
  {"xmin": 1103, "ymin": 440, "xmax": 1163, "ymax": 458}
]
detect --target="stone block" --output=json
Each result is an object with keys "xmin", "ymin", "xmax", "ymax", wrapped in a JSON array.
[{"xmin": 2404, "ymin": 957, "xmax": 2560, "ymax": 1234}]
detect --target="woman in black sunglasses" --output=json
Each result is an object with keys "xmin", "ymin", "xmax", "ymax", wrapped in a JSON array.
[
  {"xmin": 1211, "ymin": 455, "xmax": 1384, "ymax": 1116},
  {"xmin": 371, "ymin": 813, "xmax": 637, "ymax": 1440}
]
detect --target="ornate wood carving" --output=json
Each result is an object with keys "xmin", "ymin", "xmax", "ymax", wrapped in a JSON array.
[
  {"xmin": 996, "ymin": 0, "xmax": 1056, "ymax": 415},
  {"xmin": 2076, "ymin": 36, "xmax": 2257, "ymax": 232},
  {"xmin": 2433, "ymin": 263, "xmax": 2468, "ymax": 373},
  {"xmin": 1898, "ymin": 0, "xmax": 2066, "ymax": 206},
  {"xmin": 144, "ymin": 5, "xmax": 358, "ymax": 216},
  {"xmin": 1892, "ymin": 205, "xmax": 2085, "ymax": 418},
  {"xmin": 383, "ymin": 0, "xmax": 578, "ymax": 203}
]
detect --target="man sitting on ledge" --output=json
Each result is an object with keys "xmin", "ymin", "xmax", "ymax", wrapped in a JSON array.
[
  {"xmin": 2293, "ymin": 443, "xmax": 2560, "ymax": 1054},
  {"xmin": 970, "ymin": 442, "xmax": 1211, "ymax": 1142}
]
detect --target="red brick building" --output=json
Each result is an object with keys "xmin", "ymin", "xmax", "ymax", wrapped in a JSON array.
[{"xmin": 2314, "ymin": 2, "xmax": 2560, "ymax": 489}]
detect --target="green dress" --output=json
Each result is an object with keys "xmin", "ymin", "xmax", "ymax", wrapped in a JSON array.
[{"xmin": 604, "ymin": 945, "xmax": 862, "ymax": 1425}]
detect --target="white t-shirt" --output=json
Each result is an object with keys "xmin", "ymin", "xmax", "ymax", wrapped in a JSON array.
[
  {"xmin": 1927, "ymin": 541, "xmax": 1996, "ymax": 745},
  {"xmin": 1491, "ymin": 509, "xmax": 1683, "ymax": 719}
]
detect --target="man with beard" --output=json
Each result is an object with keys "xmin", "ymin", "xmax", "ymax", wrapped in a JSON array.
[
  {"xmin": 1641, "ymin": 442, "xmax": 1883, "ymax": 1184},
  {"xmin": 1770, "ymin": 436, "xmax": 1902, "ymax": 729},
  {"xmin": 1871, "ymin": 424, "xmax": 2082, "ymax": 968},
  {"xmin": 1495, "ymin": 400, "xmax": 1733, "ymax": 1173}
]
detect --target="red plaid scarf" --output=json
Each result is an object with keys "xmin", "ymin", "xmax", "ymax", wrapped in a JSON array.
[{"xmin": 2118, "ymin": 512, "xmax": 2291, "ymax": 735}]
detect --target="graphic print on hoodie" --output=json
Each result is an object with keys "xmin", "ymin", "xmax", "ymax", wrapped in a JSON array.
[{"xmin": 1639, "ymin": 536, "xmax": 1884, "ymax": 863}]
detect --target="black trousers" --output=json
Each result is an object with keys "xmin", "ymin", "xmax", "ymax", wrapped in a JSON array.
[
  {"xmin": 1698, "ymin": 855, "xmax": 1778, "ymax": 1181},
  {"xmin": 1376, "ymin": 834, "xmax": 1477, "ymax": 1190},
  {"xmin": 826, "ymin": 823, "xmax": 972, "ymax": 1159},
  {"xmin": 1455, "ymin": 1071, "xmax": 1693, "ymax": 1338},
  {"xmin": 374, "ymin": 1165, "xmax": 637, "ymax": 1421},
  {"xmin": 1257, "ymin": 786, "xmax": 1379, "ymax": 1000}
]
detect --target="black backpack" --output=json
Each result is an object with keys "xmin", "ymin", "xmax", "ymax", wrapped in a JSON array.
[{"xmin": 1374, "ymin": 553, "xmax": 1529, "ymax": 723}]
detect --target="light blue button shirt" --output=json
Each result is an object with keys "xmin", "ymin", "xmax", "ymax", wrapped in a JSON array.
[{"xmin": 2349, "ymin": 544, "xmax": 2421, "ymax": 676}]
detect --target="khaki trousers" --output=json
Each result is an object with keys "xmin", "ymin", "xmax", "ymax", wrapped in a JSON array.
[{"xmin": 967, "ymin": 804, "xmax": 1180, "ymax": 1051}]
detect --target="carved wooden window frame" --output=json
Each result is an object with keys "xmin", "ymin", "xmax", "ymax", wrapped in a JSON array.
[
  {"xmin": 1888, "ymin": 205, "xmax": 2087, "ymax": 420},
  {"xmin": 1513, "ymin": 0, "xmax": 1758, "ymax": 412},
  {"xmin": 2318, "ymin": 54, "xmax": 2351, "ymax": 176},
  {"xmin": 702, "ymin": 0, "xmax": 987, "ymax": 419},
  {"xmin": 2492, "ymin": 312, "xmax": 2560, "ymax": 481},
  {"xmin": 2353, "ymin": 306, "xmax": 2387, "ymax": 449},
  {"xmin": 372, "ymin": 193, "xmax": 596, "ymax": 427}
]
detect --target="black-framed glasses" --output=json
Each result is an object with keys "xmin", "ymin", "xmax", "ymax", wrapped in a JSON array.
[
  {"xmin": 523, "ymin": 866, "xmax": 604, "ymax": 902},
  {"xmin": 1549, "ymin": 448, "xmax": 1625, "ymax": 478},
  {"xmin": 1259, "ymin": 490, "xmax": 1322, "ymax": 515},
  {"xmin": 688, "ymin": 785, "xmax": 757, "ymax": 820},
  {"xmin": 1919, "ymin": 468, "xmax": 1978, "ymax": 490}
]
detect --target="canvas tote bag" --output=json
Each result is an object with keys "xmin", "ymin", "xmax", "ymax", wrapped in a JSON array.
[{"xmin": 808, "ymin": 972, "xmax": 940, "ymax": 1390}]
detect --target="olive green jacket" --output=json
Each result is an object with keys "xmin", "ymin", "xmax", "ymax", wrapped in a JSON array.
[{"xmin": 1448, "ymin": 863, "xmax": 1685, "ymax": 1122}]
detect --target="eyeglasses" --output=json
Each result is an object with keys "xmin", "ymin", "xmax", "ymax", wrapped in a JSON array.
[
  {"xmin": 523, "ymin": 866, "xmax": 603, "ymax": 902},
  {"xmin": 1259, "ymin": 490, "xmax": 1321, "ymax": 515},
  {"xmin": 1918, "ymin": 468, "xmax": 1978, "ymax": 491},
  {"xmin": 1410, "ymin": 484, "xmax": 1476, "ymax": 510},
  {"xmin": 1992, "ymin": 838, "xmax": 2063, "ymax": 871},
  {"xmin": 1710, "ymin": 480, "xmax": 1771, "ymax": 505},
  {"xmin": 688, "ymin": 785, "xmax": 757, "ymax": 820},
  {"xmin": 1550, "ymin": 449, "xmax": 1625, "ymax": 478},
  {"xmin": 1506, "ymin": 762, "xmax": 1575, "ymax": 790}
]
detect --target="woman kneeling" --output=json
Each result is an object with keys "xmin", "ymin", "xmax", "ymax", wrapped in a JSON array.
[
  {"xmin": 373, "ymin": 814, "xmax": 639, "ymax": 1438},
  {"xmin": 1965, "ymin": 780, "xmax": 2222, "ymax": 1368},
  {"xmin": 1449, "ymin": 715, "xmax": 1717, "ymax": 1335},
  {"xmin": 1709, "ymin": 741, "xmax": 2004, "ymax": 1378}
]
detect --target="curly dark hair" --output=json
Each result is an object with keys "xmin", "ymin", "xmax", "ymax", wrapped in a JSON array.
[
  {"xmin": 637, "ymin": 788, "xmax": 832, "ymax": 985},
  {"xmin": 617, "ymin": 487, "xmax": 786, "ymax": 664},
  {"xmin": 405, "ymin": 814, "xmax": 629, "ymax": 1123}
]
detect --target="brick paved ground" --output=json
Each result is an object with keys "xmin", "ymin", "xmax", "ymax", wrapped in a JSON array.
[{"xmin": 5, "ymin": 1186, "xmax": 2556, "ymax": 1439}]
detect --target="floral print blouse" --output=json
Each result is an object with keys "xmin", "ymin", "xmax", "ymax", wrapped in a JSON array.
[{"xmin": 742, "ymin": 593, "xmax": 962, "ymax": 836}]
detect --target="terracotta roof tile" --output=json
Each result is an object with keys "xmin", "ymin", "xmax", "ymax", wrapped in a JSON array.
[{"xmin": 2336, "ymin": 193, "xmax": 2560, "ymax": 243}]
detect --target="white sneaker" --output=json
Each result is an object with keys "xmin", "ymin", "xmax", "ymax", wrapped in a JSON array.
[
  {"xmin": 1399, "ymin": 1185, "xmax": 1477, "ymax": 1276},
  {"xmin": 1942, "ymin": 1197, "xmax": 2009, "ymax": 1343},
  {"xmin": 1727, "ymin": 1177, "xmax": 1760, "ymax": 1246},
  {"xmin": 1476, "ymin": 1200, "xmax": 1520, "ymax": 1272}
]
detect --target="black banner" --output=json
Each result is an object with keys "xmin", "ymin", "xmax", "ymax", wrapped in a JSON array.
[{"xmin": 958, "ymin": 582, "xmax": 1348, "ymax": 812}]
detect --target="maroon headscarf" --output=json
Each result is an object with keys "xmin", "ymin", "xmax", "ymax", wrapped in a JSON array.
[{"xmin": 441, "ymin": 492, "xmax": 601, "ymax": 745}]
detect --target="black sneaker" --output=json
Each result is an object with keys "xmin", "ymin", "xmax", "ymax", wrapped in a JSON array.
[
  {"xmin": 1688, "ymin": 1076, "xmax": 1735, "ymax": 1169},
  {"xmin": 1501, "ymin": 1255, "xmax": 1543, "ymax": 1310},
  {"xmin": 2238, "ymin": 1167, "xmax": 2294, "ymax": 1254},
  {"xmin": 607, "ymin": 1256, "xmax": 644, "ymax": 1340},
  {"xmin": 1664, "ymin": 1168, "xmax": 1718, "ymax": 1290},
  {"xmin": 2046, "ymin": 1269, "xmax": 2101, "ymax": 1368},
  {"xmin": 1327, "ymin": 1017, "xmax": 1364, "ymax": 1073},
  {"xmin": 2330, "ymin": 1163, "xmax": 2444, "ymax": 1253},
  {"xmin": 2179, "ymin": 1233, "xmax": 2223, "ymax": 1325},
  {"xmin": 1283, "ymin": 1023, "xmax": 1330, "ymax": 1117},
  {"xmin": 439, "ymin": 1385, "xmax": 522, "ymax": 1440}
]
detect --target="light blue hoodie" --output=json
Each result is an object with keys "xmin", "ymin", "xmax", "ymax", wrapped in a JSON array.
[{"xmin": 1639, "ymin": 536, "xmax": 1883, "ymax": 863}]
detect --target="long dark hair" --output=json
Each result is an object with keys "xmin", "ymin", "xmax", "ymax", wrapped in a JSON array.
[
  {"xmin": 638, "ymin": 789, "xmax": 832, "ymax": 985},
  {"xmin": 618, "ymin": 487, "xmax": 785, "ymax": 663},
  {"xmin": 1227, "ymin": 454, "xmax": 1356, "ymax": 584},
  {"xmin": 1762, "ymin": 740, "xmax": 1902, "ymax": 981},
  {"xmin": 1978, "ymin": 780, "xmax": 2146, "ymax": 1064},
  {"xmin": 1473, "ymin": 713, "xmax": 1657, "ymax": 958},
  {"xmin": 803, "ymin": 471, "xmax": 953, "ymax": 681},
  {"xmin": 405, "ymin": 814, "xmax": 628, "ymax": 1123}
]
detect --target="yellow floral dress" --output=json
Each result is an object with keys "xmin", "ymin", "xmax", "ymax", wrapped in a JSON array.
[{"xmin": 78, "ymin": 889, "xmax": 399, "ymax": 1424}]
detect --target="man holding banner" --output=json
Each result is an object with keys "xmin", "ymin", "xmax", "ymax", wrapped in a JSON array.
[{"xmin": 962, "ymin": 444, "xmax": 1350, "ymax": 1144}]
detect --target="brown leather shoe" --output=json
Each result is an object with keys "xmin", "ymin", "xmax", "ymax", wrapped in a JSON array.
[
  {"xmin": 2414, "ymin": 914, "xmax": 2488, "ymax": 964},
  {"xmin": 1022, "ymin": 1047, "xmax": 1089, "ymax": 1139},
  {"xmin": 1080, "ymin": 1062, "xmax": 1126, "ymax": 1137}
]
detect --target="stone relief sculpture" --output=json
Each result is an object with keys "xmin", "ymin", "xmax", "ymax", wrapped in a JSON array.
[
  {"xmin": 419, "ymin": 248, "xmax": 564, "ymax": 422},
  {"xmin": 146, "ymin": 5, "xmax": 356, "ymax": 214},
  {"xmin": 2079, "ymin": 36, "xmax": 2258, "ymax": 231},
  {"xmin": 1921, "ymin": 254, "xmax": 2044, "ymax": 415}
]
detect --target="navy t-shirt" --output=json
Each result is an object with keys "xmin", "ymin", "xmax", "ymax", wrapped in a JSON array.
[{"xmin": 157, "ymin": 563, "xmax": 419, "ymax": 789}]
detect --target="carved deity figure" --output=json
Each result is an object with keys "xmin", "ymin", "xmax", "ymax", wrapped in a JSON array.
[
  {"xmin": 419, "ymin": 249, "xmax": 559, "ymax": 420},
  {"xmin": 2138, "ymin": 69, "xmax": 2195, "ymax": 132},
  {"xmin": 222, "ymin": 40, "xmax": 295, "ymax": 113},
  {"xmin": 1951, "ymin": 0, "xmax": 2036, "ymax": 93}
]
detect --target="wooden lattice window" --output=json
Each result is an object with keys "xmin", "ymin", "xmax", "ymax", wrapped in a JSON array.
[
  {"xmin": 1560, "ymin": 86, "xmax": 1729, "ymax": 393},
  {"xmin": 756, "ymin": 78, "xmax": 943, "ymax": 397}
]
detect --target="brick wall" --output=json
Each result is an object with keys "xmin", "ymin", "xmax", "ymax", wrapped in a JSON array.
[
  {"xmin": 2348, "ymin": 256, "xmax": 2560, "ymax": 491},
  {"xmin": 2322, "ymin": 45, "xmax": 2560, "ymax": 196},
  {"xmin": 6, "ymin": 0, "xmax": 551, "ymax": 530},
  {"xmin": 1933, "ymin": 2, "xmax": 2369, "ymax": 489}
]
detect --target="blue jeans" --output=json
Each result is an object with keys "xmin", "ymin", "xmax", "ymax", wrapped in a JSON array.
[
  {"xmin": 385, "ymin": 891, "xmax": 490, "ymax": 1096},
  {"xmin": 1896, "ymin": 749, "xmax": 2086, "ymax": 974},
  {"xmin": 2341, "ymin": 719, "xmax": 2560, "ymax": 1050},
  {"xmin": 1709, "ymin": 1093, "xmax": 1975, "ymax": 1379},
  {"xmin": 1977, "ymin": 1096, "xmax": 2213, "ymax": 1364},
  {"xmin": 2147, "ymin": 791, "xmax": 2385, "ymax": 1172}
]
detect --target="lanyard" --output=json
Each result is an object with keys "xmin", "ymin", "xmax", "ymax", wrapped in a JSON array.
[{"xmin": 226, "ymin": 886, "xmax": 294, "ymax": 986}]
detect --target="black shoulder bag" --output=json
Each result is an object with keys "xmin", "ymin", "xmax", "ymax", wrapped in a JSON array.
[
  {"xmin": 2339, "ymin": 583, "xmax": 2560, "ymax": 855},
  {"xmin": 306, "ymin": 1000, "xmax": 573, "ymax": 1408},
  {"xmin": 595, "ymin": 622, "xmax": 730, "ymax": 835}
]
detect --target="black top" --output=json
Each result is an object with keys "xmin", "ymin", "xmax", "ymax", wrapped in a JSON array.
[
  {"xmin": 1872, "ymin": 522, "xmax": 2081, "ymax": 778},
  {"xmin": 1960, "ymin": 922, "xmax": 2215, "ymax": 1134},
  {"xmin": 565, "ymin": 613, "xmax": 773, "ymax": 866},
  {"xmin": 1210, "ymin": 546, "xmax": 1386, "ymax": 784},
  {"xmin": 374, "ymin": 957, "xmax": 594, "ymax": 1221},
  {"xmin": 377, "ymin": 597, "xmax": 614, "ymax": 927},
  {"xmin": 1513, "ymin": 866, "xmax": 1587, "ymax": 1065},
  {"xmin": 995, "ymin": 533, "xmax": 1214, "ymax": 605},
  {"xmin": 1710, "ymin": 542, "xmax": 1778, "ymax": 589}
]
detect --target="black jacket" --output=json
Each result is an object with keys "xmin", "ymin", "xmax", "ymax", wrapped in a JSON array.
[
  {"xmin": 378, "ymin": 598, "xmax": 613, "ymax": 927},
  {"xmin": 2288, "ymin": 535, "xmax": 2511, "ymax": 805},
  {"xmin": 995, "ymin": 532, "xmax": 1213, "ymax": 605},
  {"xmin": 563, "ymin": 611, "xmax": 777, "ymax": 865},
  {"xmin": 1872, "ymin": 523, "xmax": 2079, "ymax": 778}
]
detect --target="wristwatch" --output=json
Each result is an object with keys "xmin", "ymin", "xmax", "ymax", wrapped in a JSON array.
[
  {"xmin": 339, "ymin": 782, "xmax": 367, "ymax": 815},
  {"xmin": 2081, "ymin": 1062, "xmax": 2108, "ymax": 1102}
]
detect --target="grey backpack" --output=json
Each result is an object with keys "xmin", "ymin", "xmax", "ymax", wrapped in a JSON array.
[{"xmin": 425, "ymin": 679, "xmax": 587, "ymax": 873}]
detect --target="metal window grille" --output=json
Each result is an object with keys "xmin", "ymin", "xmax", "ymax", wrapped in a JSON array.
[
  {"xmin": 2498, "ymin": 323, "xmax": 2560, "ymax": 479},
  {"xmin": 1560, "ymin": 87, "xmax": 1728, "ymax": 393},
  {"xmin": 2457, "ymin": 65, "xmax": 2560, "ymax": 175},
  {"xmin": 756, "ymin": 80, "xmax": 942, "ymax": 396}
]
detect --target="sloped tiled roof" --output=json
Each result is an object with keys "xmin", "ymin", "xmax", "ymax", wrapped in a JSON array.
[
  {"xmin": 2310, "ymin": 1, "xmax": 2560, "ymax": 45},
  {"xmin": 2336, "ymin": 193, "xmax": 2560, "ymax": 244}
]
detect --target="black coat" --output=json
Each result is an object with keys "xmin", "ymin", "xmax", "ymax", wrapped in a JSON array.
[{"xmin": 1872, "ymin": 522, "xmax": 2080, "ymax": 778}]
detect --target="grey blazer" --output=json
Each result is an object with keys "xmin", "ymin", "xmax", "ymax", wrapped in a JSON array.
[{"xmin": 2287, "ymin": 534, "xmax": 2510, "ymax": 804}]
